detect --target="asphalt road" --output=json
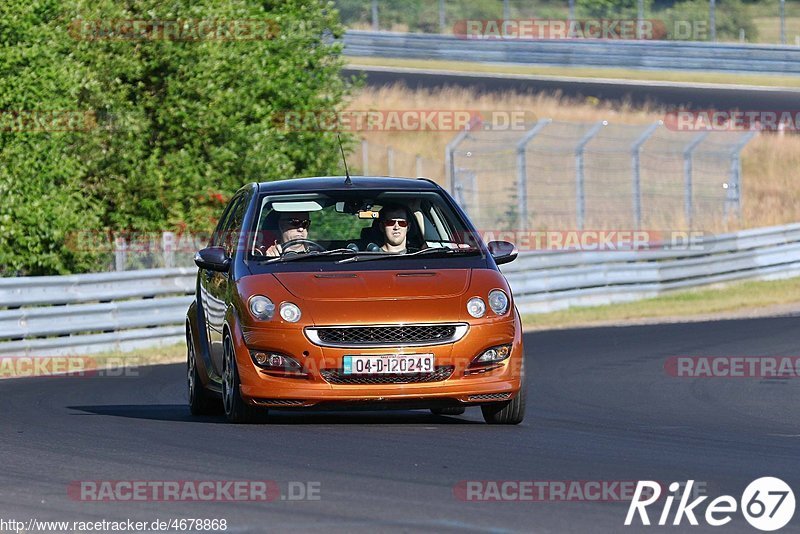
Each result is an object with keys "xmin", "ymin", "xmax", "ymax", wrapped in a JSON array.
[
  {"xmin": 2, "ymin": 316, "xmax": 800, "ymax": 533},
  {"xmin": 344, "ymin": 66, "xmax": 800, "ymax": 111}
]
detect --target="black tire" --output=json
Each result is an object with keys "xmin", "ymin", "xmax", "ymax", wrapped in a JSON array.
[
  {"xmin": 431, "ymin": 407, "xmax": 466, "ymax": 416},
  {"xmin": 187, "ymin": 329, "xmax": 217, "ymax": 416},
  {"xmin": 481, "ymin": 387, "xmax": 526, "ymax": 425},
  {"xmin": 222, "ymin": 334, "xmax": 269, "ymax": 424}
]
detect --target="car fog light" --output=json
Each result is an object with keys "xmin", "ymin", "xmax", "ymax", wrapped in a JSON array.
[
  {"xmin": 249, "ymin": 295, "xmax": 275, "ymax": 321},
  {"xmin": 280, "ymin": 302, "xmax": 302, "ymax": 322},
  {"xmin": 250, "ymin": 351, "xmax": 304, "ymax": 374},
  {"xmin": 474, "ymin": 344, "xmax": 512, "ymax": 364},
  {"xmin": 488, "ymin": 289, "xmax": 509, "ymax": 315},
  {"xmin": 467, "ymin": 297, "xmax": 486, "ymax": 318}
]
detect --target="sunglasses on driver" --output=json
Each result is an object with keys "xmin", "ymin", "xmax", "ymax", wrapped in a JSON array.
[
  {"xmin": 382, "ymin": 218, "xmax": 408, "ymax": 228},
  {"xmin": 280, "ymin": 218, "xmax": 311, "ymax": 230}
]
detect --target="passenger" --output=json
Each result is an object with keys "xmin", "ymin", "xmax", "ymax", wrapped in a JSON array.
[{"xmin": 264, "ymin": 211, "xmax": 312, "ymax": 256}]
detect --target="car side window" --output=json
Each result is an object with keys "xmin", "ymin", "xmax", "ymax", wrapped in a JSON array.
[
  {"xmin": 210, "ymin": 196, "xmax": 240, "ymax": 248},
  {"xmin": 221, "ymin": 195, "xmax": 248, "ymax": 258}
]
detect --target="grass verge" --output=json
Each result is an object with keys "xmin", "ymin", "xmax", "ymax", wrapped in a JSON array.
[
  {"xmin": 348, "ymin": 56, "xmax": 800, "ymax": 88},
  {"xmin": 522, "ymin": 276, "xmax": 800, "ymax": 331},
  {"xmin": 0, "ymin": 343, "xmax": 185, "ymax": 379}
]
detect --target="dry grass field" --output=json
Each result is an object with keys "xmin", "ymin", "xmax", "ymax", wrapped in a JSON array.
[{"xmin": 347, "ymin": 84, "xmax": 800, "ymax": 231}]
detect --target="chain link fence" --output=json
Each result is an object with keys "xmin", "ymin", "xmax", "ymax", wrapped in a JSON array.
[
  {"xmin": 447, "ymin": 119, "xmax": 756, "ymax": 231},
  {"xmin": 104, "ymin": 127, "xmax": 755, "ymax": 271}
]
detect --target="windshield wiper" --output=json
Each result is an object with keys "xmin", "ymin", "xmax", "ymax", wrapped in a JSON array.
[
  {"xmin": 335, "ymin": 247, "xmax": 480, "ymax": 264},
  {"xmin": 254, "ymin": 248, "xmax": 358, "ymax": 264}
]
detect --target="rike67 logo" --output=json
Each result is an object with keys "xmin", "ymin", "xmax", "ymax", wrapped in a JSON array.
[{"xmin": 626, "ymin": 478, "xmax": 795, "ymax": 531}]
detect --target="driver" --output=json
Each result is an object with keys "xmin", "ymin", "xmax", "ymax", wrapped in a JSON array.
[
  {"xmin": 378, "ymin": 204, "xmax": 410, "ymax": 254},
  {"xmin": 264, "ymin": 211, "xmax": 312, "ymax": 257}
]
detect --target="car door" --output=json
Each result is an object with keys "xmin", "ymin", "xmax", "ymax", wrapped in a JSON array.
[
  {"xmin": 206, "ymin": 194, "xmax": 248, "ymax": 373},
  {"xmin": 198, "ymin": 194, "xmax": 243, "ymax": 376}
]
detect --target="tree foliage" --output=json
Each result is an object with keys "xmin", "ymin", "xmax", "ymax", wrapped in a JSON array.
[{"xmin": 0, "ymin": 0, "xmax": 354, "ymax": 275}]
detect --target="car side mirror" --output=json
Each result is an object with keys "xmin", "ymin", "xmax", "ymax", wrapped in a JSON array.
[
  {"xmin": 487, "ymin": 240, "xmax": 518, "ymax": 265},
  {"xmin": 195, "ymin": 246, "xmax": 231, "ymax": 272}
]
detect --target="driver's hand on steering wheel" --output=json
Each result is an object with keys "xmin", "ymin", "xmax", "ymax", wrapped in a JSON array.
[{"xmin": 264, "ymin": 241, "xmax": 283, "ymax": 257}]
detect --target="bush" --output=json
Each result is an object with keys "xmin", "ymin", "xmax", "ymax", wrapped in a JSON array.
[
  {"xmin": 0, "ymin": 0, "xmax": 357, "ymax": 275},
  {"xmin": 664, "ymin": 0, "xmax": 758, "ymax": 41}
]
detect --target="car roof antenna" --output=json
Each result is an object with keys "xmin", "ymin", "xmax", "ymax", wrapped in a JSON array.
[{"xmin": 337, "ymin": 134, "xmax": 352, "ymax": 185}]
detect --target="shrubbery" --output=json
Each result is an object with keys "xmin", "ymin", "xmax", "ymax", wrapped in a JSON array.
[{"xmin": 0, "ymin": 0, "xmax": 355, "ymax": 275}]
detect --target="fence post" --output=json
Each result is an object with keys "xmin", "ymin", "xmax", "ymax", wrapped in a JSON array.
[
  {"xmin": 682, "ymin": 131, "xmax": 710, "ymax": 228},
  {"xmin": 415, "ymin": 155, "xmax": 423, "ymax": 177},
  {"xmin": 371, "ymin": 0, "xmax": 379, "ymax": 31},
  {"xmin": 575, "ymin": 121, "xmax": 606, "ymax": 230},
  {"xmin": 114, "ymin": 236, "xmax": 127, "ymax": 271},
  {"xmin": 781, "ymin": 0, "xmax": 786, "ymax": 44},
  {"xmin": 630, "ymin": 121, "xmax": 662, "ymax": 229},
  {"xmin": 361, "ymin": 139, "xmax": 369, "ymax": 175},
  {"xmin": 162, "ymin": 232, "xmax": 175, "ymax": 268},
  {"xmin": 710, "ymin": 0, "xmax": 716, "ymax": 41},
  {"xmin": 387, "ymin": 146, "xmax": 394, "ymax": 176},
  {"xmin": 515, "ymin": 119, "xmax": 552, "ymax": 232},
  {"xmin": 727, "ymin": 131, "xmax": 757, "ymax": 221},
  {"xmin": 445, "ymin": 126, "xmax": 471, "ymax": 197}
]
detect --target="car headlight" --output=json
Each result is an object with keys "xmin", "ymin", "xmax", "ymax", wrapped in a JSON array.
[
  {"xmin": 280, "ymin": 302, "xmax": 302, "ymax": 322},
  {"xmin": 467, "ymin": 297, "xmax": 486, "ymax": 318},
  {"xmin": 488, "ymin": 289, "xmax": 509, "ymax": 315},
  {"xmin": 249, "ymin": 295, "xmax": 275, "ymax": 321},
  {"xmin": 474, "ymin": 344, "xmax": 512, "ymax": 364}
]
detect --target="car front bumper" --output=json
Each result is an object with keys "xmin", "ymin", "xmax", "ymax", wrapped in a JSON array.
[{"xmin": 233, "ymin": 316, "xmax": 524, "ymax": 407}]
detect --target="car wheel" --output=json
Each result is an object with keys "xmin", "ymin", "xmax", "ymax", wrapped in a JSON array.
[
  {"xmin": 187, "ymin": 329, "xmax": 216, "ymax": 416},
  {"xmin": 222, "ymin": 334, "xmax": 268, "ymax": 424},
  {"xmin": 481, "ymin": 387, "xmax": 526, "ymax": 425},
  {"xmin": 430, "ymin": 407, "xmax": 466, "ymax": 416}
]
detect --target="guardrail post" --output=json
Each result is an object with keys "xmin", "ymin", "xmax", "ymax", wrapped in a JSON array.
[
  {"xmin": 727, "ymin": 131, "xmax": 757, "ymax": 221},
  {"xmin": 575, "ymin": 121, "xmax": 606, "ymax": 230},
  {"xmin": 630, "ymin": 121, "xmax": 662, "ymax": 229},
  {"xmin": 371, "ymin": 0, "xmax": 378, "ymax": 31},
  {"xmin": 515, "ymin": 119, "xmax": 552, "ymax": 232},
  {"xmin": 361, "ymin": 139, "xmax": 369, "ymax": 175},
  {"xmin": 114, "ymin": 236, "xmax": 127, "ymax": 271},
  {"xmin": 445, "ymin": 126, "xmax": 471, "ymax": 198},
  {"xmin": 387, "ymin": 146, "xmax": 394, "ymax": 176},
  {"xmin": 682, "ymin": 132, "xmax": 710, "ymax": 228}
]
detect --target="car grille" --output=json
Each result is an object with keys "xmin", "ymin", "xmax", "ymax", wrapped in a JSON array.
[
  {"xmin": 320, "ymin": 365, "xmax": 455, "ymax": 385},
  {"xmin": 307, "ymin": 324, "xmax": 465, "ymax": 347},
  {"xmin": 468, "ymin": 393, "xmax": 512, "ymax": 401}
]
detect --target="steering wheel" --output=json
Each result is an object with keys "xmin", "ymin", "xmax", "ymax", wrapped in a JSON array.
[{"xmin": 280, "ymin": 238, "xmax": 326, "ymax": 255}]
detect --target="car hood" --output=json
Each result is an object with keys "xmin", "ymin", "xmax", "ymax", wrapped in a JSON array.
[{"xmin": 273, "ymin": 269, "xmax": 471, "ymax": 301}]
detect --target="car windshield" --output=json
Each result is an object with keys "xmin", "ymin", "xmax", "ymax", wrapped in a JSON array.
[{"xmin": 247, "ymin": 190, "xmax": 483, "ymax": 264}]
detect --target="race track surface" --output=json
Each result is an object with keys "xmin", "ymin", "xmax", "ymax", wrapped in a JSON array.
[
  {"xmin": 2, "ymin": 316, "xmax": 799, "ymax": 533},
  {"xmin": 344, "ymin": 66, "xmax": 800, "ymax": 111}
]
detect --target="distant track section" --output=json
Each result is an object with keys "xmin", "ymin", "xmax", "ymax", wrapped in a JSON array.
[{"xmin": 343, "ymin": 65, "xmax": 800, "ymax": 111}]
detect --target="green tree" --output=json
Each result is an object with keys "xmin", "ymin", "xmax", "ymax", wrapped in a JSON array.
[{"xmin": 0, "ymin": 0, "xmax": 356, "ymax": 275}]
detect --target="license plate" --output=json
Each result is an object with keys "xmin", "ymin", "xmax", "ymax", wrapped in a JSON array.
[{"xmin": 343, "ymin": 354, "xmax": 434, "ymax": 375}]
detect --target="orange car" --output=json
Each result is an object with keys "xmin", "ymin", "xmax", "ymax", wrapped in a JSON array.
[{"xmin": 186, "ymin": 177, "xmax": 525, "ymax": 424}]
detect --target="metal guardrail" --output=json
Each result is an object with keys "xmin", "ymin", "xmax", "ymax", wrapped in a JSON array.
[
  {"xmin": 501, "ymin": 223, "xmax": 800, "ymax": 313},
  {"xmin": 0, "ymin": 268, "xmax": 195, "ymax": 356},
  {"xmin": 1, "ymin": 223, "xmax": 799, "ymax": 355},
  {"xmin": 343, "ymin": 31, "xmax": 800, "ymax": 75}
]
